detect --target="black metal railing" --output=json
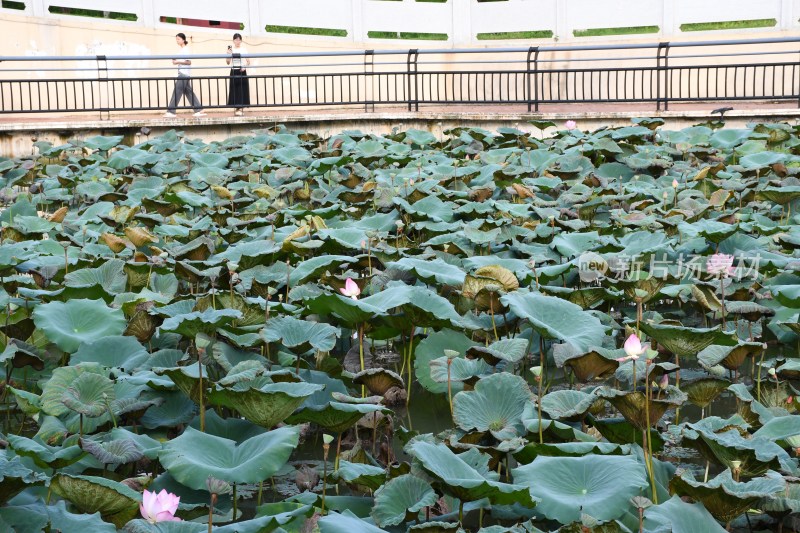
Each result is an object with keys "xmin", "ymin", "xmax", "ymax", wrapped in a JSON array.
[{"xmin": 2, "ymin": 36, "xmax": 800, "ymax": 116}]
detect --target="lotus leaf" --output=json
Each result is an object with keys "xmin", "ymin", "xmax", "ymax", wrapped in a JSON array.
[
  {"xmin": 512, "ymin": 454, "xmax": 647, "ymax": 525},
  {"xmin": 669, "ymin": 469, "xmax": 785, "ymax": 523},
  {"xmin": 208, "ymin": 381, "xmax": 323, "ymax": 428},
  {"xmin": 598, "ymin": 385, "xmax": 686, "ymax": 430},
  {"xmin": 49, "ymin": 473, "xmax": 141, "ymax": 528},
  {"xmin": 159, "ymin": 425, "xmax": 299, "ymax": 490},
  {"xmin": 261, "ymin": 316, "xmax": 340, "ymax": 352},
  {"xmin": 452, "ymin": 372, "xmax": 531, "ymax": 439},
  {"xmin": 371, "ymin": 474, "xmax": 437, "ymax": 527},
  {"xmin": 408, "ymin": 441, "xmax": 536, "ymax": 506},
  {"xmin": 501, "ymin": 291, "xmax": 606, "ymax": 352},
  {"xmin": 32, "ymin": 299, "xmax": 126, "ymax": 353},
  {"xmin": 643, "ymin": 495, "xmax": 727, "ymax": 533},
  {"xmin": 540, "ymin": 389, "xmax": 598, "ymax": 421}
]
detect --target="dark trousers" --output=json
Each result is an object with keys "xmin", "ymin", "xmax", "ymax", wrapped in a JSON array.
[
  {"xmin": 167, "ymin": 75, "xmax": 202, "ymax": 113},
  {"xmin": 227, "ymin": 69, "xmax": 250, "ymax": 107}
]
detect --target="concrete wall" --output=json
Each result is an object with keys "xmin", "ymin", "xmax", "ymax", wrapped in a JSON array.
[{"xmin": 2, "ymin": 0, "xmax": 799, "ymax": 49}]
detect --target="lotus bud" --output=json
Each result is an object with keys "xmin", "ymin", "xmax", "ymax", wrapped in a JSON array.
[
  {"xmin": 565, "ymin": 120, "xmax": 577, "ymax": 130},
  {"xmin": 444, "ymin": 349, "xmax": 459, "ymax": 360},
  {"xmin": 409, "ymin": 179, "xmax": 415, "ymax": 185},
  {"xmin": 658, "ymin": 374, "xmax": 669, "ymax": 390},
  {"xmin": 205, "ymin": 476, "xmax": 231, "ymax": 496},
  {"xmin": 360, "ymin": 239, "xmax": 367, "ymax": 249},
  {"xmin": 662, "ymin": 190, "xmax": 668, "ymax": 200},
  {"xmin": 788, "ymin": 396, "xmax": 794, "ymax": 404},
  {"xmin": 672, "ymin": 179, "xmax": 679, "ymax": 188}
]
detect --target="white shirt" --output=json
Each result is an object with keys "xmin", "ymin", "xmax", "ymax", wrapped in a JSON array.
[
  {"xmin": 231, "ymin": 45, "xmax": 248, "ymax": 69},
  {"xmin": 177, "ymin": 45, "xmax": 192, "ymax": 76}
]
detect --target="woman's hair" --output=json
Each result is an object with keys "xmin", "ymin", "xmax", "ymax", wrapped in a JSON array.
[
  {"xmin": 232, "ymin": 33, "xmax": 243, "ymax": 41},
  {"xmin": 176, "ymin": 33, "xmax": 187, "ymax": 44}
]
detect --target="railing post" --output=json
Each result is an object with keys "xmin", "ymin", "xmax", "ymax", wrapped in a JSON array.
[
  {"xmin": 406, "ymin": 49, "xmax": 419, "ymax": 112},
  {"xmin": 364, "ymin": 50, "xmax": 374, "ymax": 112},
  {"xmin": 96, "ymin": 55, "xmax": 109, "ymax": 120},
  {"xmin": 655, "ymin": 42, "xmax": 670, "ymax": 111},
  {"xmin": 526, "ymin": 47, "xmax": 540, "ymax": 113}
]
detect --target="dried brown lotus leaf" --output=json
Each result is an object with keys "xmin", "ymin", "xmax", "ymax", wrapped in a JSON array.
[
  {"xmin": 124, "ymin": 227, "xmax": 157, "ymax": 248},
  {"xmin": 100, "ymin": 233, "xmax": 130, "ymax": 253},
  {"xmin": 48, "ymin": 206, "xmax": 69, "ymax": 223}
]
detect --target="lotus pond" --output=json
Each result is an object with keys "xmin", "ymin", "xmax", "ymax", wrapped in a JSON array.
[{"xmin": 0, "ymin": 119, "xmax": 799, "ymax": 532}]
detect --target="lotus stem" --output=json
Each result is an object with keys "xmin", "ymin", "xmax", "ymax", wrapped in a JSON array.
[
  {"xmin": 197, "ymin": 345, "xmax": 205, "ymax": 432},
  {"xmin": 757, "ymin": 346, "xmax": 766, "ymax": 403},
  {"xmin": 719, "ymin": 276, "xmax": 727, "ymax": 330},
  {"xmin": 458, "ymin": 500, "xmax": 464, "ymax": 524},
  {"xmin": 232, "ymin": 484, "xmax": 237, "ymax": 522},
  {"xmin": 632, "ymin": 363, "xmax": 637, "ymax": 391},
  {"xmin": 257, "ymin": 481, "xmax": 263, "ymax": 507},
  {"xmin": 335, "ymin": 433, "xmax": 342, "ymax": 471},
  {"xmin": 322, "ymin": 443, "xmax": 330, "ymax": 513},
  {"xmin": 447, "ymin": 359, "xmax": 454, "ymax": 421},
  {"xmin": 643, "ymin": 372, "xmax": 658, "ymax": 504},
  {"xmin": 64, "ymin": 246, "xmax": 69, "ymax": 275},
  {"xmin": 79, "ymin": 413, "xmax": 83, "ymax": 438},
  {"xmin": 489, "ymin": 298, "xmax": 499, "ymax": 342},
  {"xmin": 638, "ymin": 507, "xmax": 644, "ymax": 533},
  {"xmin": 358, "ymin": 325, "xmax": 366, "ymax": 398},
  {"xmin": 208, "ymin": 493, "xmax": 216, "ymax": 533},
  {"xmin": 704, "ymin": 460, "xmax": 710, "ymax": 483},
  {"xmin": 406, "ymin": 327, "xmax": 415, "ymax": 407}
]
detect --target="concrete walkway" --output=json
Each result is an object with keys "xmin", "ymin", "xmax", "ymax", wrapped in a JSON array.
[{"xmin": 1, "ymin": 100, "xmax": 798, "ymax": 156}]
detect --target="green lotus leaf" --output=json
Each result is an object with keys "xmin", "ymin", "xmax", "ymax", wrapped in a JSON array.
[
  {"xmin": 415, "ymin": 329, "xmax": 478, "ymax": 394},
  {"xmin": 33, "ymin": 299, "xmax": 126, "ymax": 353},
  {"xmin": 590, "ymin": 417, "xmax": 665, "ymax": 452},
  {"xmin": 772, "ymin": 285, "xmax": 800, "ymax": 308},
  {"xmin": 513, "ymin": 441, "xmax": 630, "ymax": 464},
  {"xmin": 0, "ymin": 452, "xmax": 47, "ymax": 505},
  {"xmin": 359, "ymin": 281, "xmax": 464, "ymax": 330},
  {"xmin": 408, "ymin": 441, "xmax": 536, "ymax": 506},
  {"xmin": 466, "ymin": 337, "xmax": 529, "ymax": 364},
  {"xmin": 388, "ymin": 257, "xmax": 466, "ymax": 287},
  {"xmin": 261, "ymin": 316, "xmax": 340, "ymax": 352},
  {"xmin": 45, "ymin": 500, "xmax": 117, "ymax": 533},
  {"xmin": 352, "ymin": 367, "xmax": 404, "ymax": 395},
  {"xmin": 638, "ymin": 322, "xmax": 736, "ymax": 358},
  {"xmin": 6, "ymin": 434, "xmax": 85, "ymax": 469},
  {"xmin": 554, "ymin": 344, "xmax": 620, "ymax": 382},
  {"xmin": 501, "ymin": 291, "xmax": 606, "ymax": 352},
  {"xmin": 40, "ymin": 364, "xmax": 108, "ymax": 417},
  {"xmin": 682, "ymin": 376, "xmax": 732, "ymax": 409},
  {"xmin": 288, "ymin": 255, "xmax": 358, "ymax": 285},
  {"xmin": 79, "ymin": 437, "xmax": 143, "ymax": 464},
  {"xmin": 153, "ymin": 365, "xmax": 209, "ymax": 404},
  {"xmin": 643, "ymin": 495, "xmax": 727, "ymax": 533},
  {"xmin": 752, "ymin": 415, "xmax": 800, "ymax": 442},
  {"xmin": 669, "ymin": 469, "xmax": 785, "ymax": 523},
  {"xmin": 429, "ymin": 356, "xmax": 492, "ymax": 385},
  {"xmin": 371, "ymin": 474, "xmax": 437, "ymax": 527},
  {"xmin": 453, "ymin": 372, "xmax": 532, "ymax": 439},
  {"xmin": 63, "ymin": 258, "xmax": 127, "ymax": 297},
  {"xmin": 158, "ymin": 308, "xmax": 242, "ymax": 338},
  {"xmin": 49, "ymin": 473, "xmax": 141, "ymax": 528},
  {"xmin": 513, "ymin": 454, "xmax": 647, "ymax": 525},
  {"xmin": 159, "ymin": 425, "xmax": 299, "ymax": 490},
  {"xmin": 760, "ymin": 482, "xmax": 800, "ymax": 517},
  {"xmin": 208, "ymin": 380, "xmax": 323, "ymax": 428},
  {"xmin": 597, "ymin": 385, "xmax": 686, "ymax": 431},
  {"xmin": 6, "ymin": 386, "xmax": 40, "ymax": 416},
  {"xmin": 70, "ymin": 335, "xmax": 149, "ymax": 371},
  {"xmin": 407, "ymin": 521, "xmax": 462, "ymax": 532},
  {"xmin": 336, "ymin": 461, "xmax": 386, "ymax": 491},
  {"xmin": 303, "ymin": 292, "xmax": 378, "ymax": 327},
  {"xmin": 62, "ymin": 372, "xmax": 115, "ymax": 417},
  {"xmin": 683, "ymin": 418, "xmax": 796, "ymax": 477},
  {"xmin": 540, "ymin": 389, "xmax": 598, "ymax": 421},
  {"xmin": 318, "ymin": 510, "xmax": 387, "ymax": 533},
  {"xmin": 697, "ymin": 342, "xmax": 763, "ymax": 371}
]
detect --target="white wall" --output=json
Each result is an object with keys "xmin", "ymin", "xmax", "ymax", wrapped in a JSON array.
[{"xmin": 3, "ymin": 0, "xmax": 798, "ymax": 45}]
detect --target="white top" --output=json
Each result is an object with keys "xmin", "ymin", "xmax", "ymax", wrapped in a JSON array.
[
  {"xmin": 231, "ymin": 45, "xmax": 248, "ymax": 69},
  {"xmin": 177, "ymin": 45, "xmax": 192, "ymax": 76}
]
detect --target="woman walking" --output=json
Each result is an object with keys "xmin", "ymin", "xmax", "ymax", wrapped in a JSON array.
[
  {"xmin": 164, "ymin": 33, "xmax": 205, "ymax": 118},
  {"xmin": 226, "ymin": 33, "xmax": 250, "ymax": 116}
]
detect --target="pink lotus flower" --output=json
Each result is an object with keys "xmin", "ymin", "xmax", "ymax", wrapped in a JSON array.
[
  {"xmin": 140, "ymin": 489, "xmax": 181, "ymax": 524},
  {"xmin": 339, "ymin": 278, "xmax": 360, "ymax": 300},
  {"xmin": 658, "ymin": 374, "xmax": 669, "ymax": 390},
  {"xmin": 565, "ymin": 120, "xmax": 577, "ymax": 130},
  {"xmin": 706, "ymin": 253, "xmax": 735, "ymax": 277},
  {"xmin": 623, "ymin": 333, "xmax": 646, "ymax": 359}
]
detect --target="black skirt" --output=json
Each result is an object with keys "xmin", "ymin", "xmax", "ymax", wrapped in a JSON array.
[{"xmin": 228, "ymin": 68, "xmax": 250, "ymax": 107}]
